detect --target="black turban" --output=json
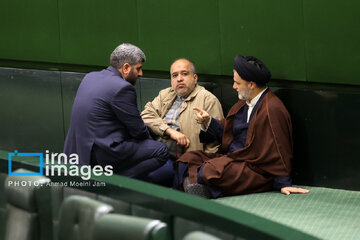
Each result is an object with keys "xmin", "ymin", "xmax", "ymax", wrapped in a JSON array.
[{"xmin": 233, "ymin": 55, "xmax": 271, "ymax": 86}]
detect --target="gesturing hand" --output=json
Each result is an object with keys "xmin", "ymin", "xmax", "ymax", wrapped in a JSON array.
[
  {"xmin": 193, "ymin": 107, "xmax": 210, "ymax": 126},
  {"xmin": 165, "ymin": 128, "xmax": 190, "ymax": 149}
]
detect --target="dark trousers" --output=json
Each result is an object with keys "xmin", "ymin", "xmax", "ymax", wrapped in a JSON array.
[
  {"xmin": 142, "ymin": 158, "xmax": 176, "ymax": 187},
  {"xmin": 91, "ymin": 139, "xmax": 169, "ymax": 179}
]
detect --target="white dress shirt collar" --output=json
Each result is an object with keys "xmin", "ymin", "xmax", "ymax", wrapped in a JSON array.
[{"xmin": 246, "ymin": 87, "xmax": 268, "ymax": 122}]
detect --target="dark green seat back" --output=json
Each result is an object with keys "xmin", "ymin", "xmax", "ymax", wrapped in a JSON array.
[
  {"xmin": 58, "ymin": 195, "xmax": 113, "ymax": 240},
  {"xmin": 94, "ymin": 213, "xmax": 167, "ymax": 240},
  {"xmin": 183, "ymin": 231, "xmax": 222, "ymax": 240},
  {"xmin": 4, "ymin": 169, "xmax": 51, "ymax": 240}
]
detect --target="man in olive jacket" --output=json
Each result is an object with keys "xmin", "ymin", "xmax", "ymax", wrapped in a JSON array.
[{"xmin": 141, "ymin": 58, "xmax": 223, "ymax": 184}]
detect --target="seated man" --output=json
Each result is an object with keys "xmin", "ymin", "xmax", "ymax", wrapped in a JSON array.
[
  {"xmin": 141, "ymin": 58, "xmax": 224, "ymax": 185},
  {"xmin": 175, "ymin": 55, "xmax": 309, "ymax": 198},
  {"xmin": 64, "ymin": 43, "xmax": 169, "ymax": 179}
]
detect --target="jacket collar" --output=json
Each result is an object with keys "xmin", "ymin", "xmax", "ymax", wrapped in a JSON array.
[
  {"xmin": 185, "ymin": 84, "xmax": 203, "ymax": 101},
  {"xmin": 107, "ymin": 66, "xmax": 124, "ymax": 79}
]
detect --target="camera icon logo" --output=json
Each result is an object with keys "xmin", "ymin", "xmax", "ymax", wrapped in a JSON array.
[{"xmin": 8, "ymin": 150, "xmax": 43, "ymax": 176}]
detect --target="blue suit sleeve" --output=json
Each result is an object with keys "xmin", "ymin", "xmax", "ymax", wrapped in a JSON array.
[
  {"xmin": 111, "ymin": 84, "xmax": 150, "ymax": 139},
  {"xmin": 199, "ymin": 118, "xmax": 223, "ymax": 143},
  {"xmin": 273, "ymin": 176, "xmax": 292, "ymax": 190}
]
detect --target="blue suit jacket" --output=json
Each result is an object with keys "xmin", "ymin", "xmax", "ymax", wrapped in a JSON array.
[{"xmin": 64, "ymin": 66, "xmax": 150, "ymax": 165}]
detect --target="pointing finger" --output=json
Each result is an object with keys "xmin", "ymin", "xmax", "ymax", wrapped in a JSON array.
[{"xmin": 193, "ymin": 107, "xmax": 203, "ymax": 114}]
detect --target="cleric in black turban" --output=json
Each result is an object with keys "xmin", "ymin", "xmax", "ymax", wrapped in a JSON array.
[{"xmin": 233, "ymin": 55, "xmax": 271, "ymax": 86}]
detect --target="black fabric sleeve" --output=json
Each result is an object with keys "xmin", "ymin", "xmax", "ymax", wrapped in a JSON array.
[
  {"xmin": 273, "ymin": 176, "xmax": 292, "ymax": 190},
  {"xmin": 199, "ymin": 118, "xmax": 224, "ymax": 143}
]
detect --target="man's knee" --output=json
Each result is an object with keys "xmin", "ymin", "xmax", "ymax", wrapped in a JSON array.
[{"xmin": 155, "ymin": 142, "xmax": 170, "ymax": 162}]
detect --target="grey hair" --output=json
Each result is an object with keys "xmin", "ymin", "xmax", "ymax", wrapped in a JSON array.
[
  {"xmin": 110, "ymin": 43, "xmax": 146, "ymax": 69},
  {"xmin": 170, "ymin": 58, "xmax": 196, "ymax": 74}
]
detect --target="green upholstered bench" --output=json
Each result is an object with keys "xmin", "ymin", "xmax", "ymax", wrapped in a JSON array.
[{"xmin": 215, "ymin": 186, "xmax": 360, "ymax": 240}]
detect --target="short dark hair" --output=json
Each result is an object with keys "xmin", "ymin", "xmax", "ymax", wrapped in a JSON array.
[{"xmin": 110, "ymin": 43, "xmax": 146, "ymax": 69}]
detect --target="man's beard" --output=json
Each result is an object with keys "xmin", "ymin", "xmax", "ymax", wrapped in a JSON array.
[
  {"xmin": 126, "ymin": 70, "xmax": 138, "ymax": 85},
  {"xmin": 238, "ymin": 87, "xmax": 251, "ymax": 101},
  {"xmin": 175, "ymin": 87, "xmax": 189, "ymax": 97}
]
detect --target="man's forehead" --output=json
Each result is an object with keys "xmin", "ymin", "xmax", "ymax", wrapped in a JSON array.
[{"xmin": 171, "ymin": 60, "xmax": 191, "ymax": 72}]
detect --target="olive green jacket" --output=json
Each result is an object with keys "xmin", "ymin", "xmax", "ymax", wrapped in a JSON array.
[{"xmin": 141, "ymin": 85, "xmax": 224, "ymax": 154}]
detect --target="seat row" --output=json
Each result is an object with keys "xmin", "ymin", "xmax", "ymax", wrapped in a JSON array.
[{"xmin": 2, "ymin": 168, "xmax": 221, "ymax": 240}]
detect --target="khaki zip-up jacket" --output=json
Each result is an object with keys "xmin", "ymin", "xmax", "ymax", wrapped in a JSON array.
[{"xmin": 141, "ymin": 85, "xmax": 224, "ymax": 154}]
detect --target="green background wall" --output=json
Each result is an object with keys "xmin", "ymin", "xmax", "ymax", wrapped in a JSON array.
[{"xmin": 0, "ymin": 0, "xmax": 359, "ymax": 85}]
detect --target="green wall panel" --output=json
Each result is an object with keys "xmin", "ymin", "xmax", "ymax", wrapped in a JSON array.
[
  {"xmin": 134, "ymin": 78, "xmax": 142, "ymax": 112},
  {"xmin": 1, "ymin": 0, "xmax": 360, "ymax": 85},
  {"xmin": 61, "ymin": 72, "xmax": 84, "ymax": 136},
  {"xmin": 0, "ymin": 68, "xmax": 64, "ymax": 153},
  {"xmin": 58, "ymin": 0, "xmax": 139, "ymax": 66},
  {"xmin": 303, "ymin": 1, "xmax": 360, "ymax": 85},
  {"xmin": 0, "ymin": 173, "xmax": 6, "ymax": 239},
  {"xmin": 219, "ymin": 0, "xmax": 306, "ymax": 81},
  {"xmin": 273, "ymin": 87, "xmax": 360, "ymax": 189},
  {"xmin": 137, "ymin": 78, "xmax": 171, "ymax": 111},
  {"xmin": 137, "ymin": 0, "xmax": 222, "ymax": 75},
  {"xmin": 0, "ymin": 0, "xmax": 60, "ymax": 62}
]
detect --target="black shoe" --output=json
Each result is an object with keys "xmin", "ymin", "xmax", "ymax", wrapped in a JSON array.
[{"xmin": 184, "ymin": 183, "xmax": 211, "ymax": 198}]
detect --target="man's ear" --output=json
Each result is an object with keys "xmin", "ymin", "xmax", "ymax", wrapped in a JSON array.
[
  {"xmin": 194, "ymin": 73, "xmax": 198, "ymax": 84},
  {"xmin": 249, "ymin": 81, "xmax": 256, "ymax": 89},
  {"xmin": 119, "ymin": 63, "xmax": 131, "ymax": 77}
]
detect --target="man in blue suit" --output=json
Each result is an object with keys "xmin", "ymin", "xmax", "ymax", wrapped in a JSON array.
[{"xmin": 64, "ymin": 43, "xmax": 169, "ymax": 179}]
